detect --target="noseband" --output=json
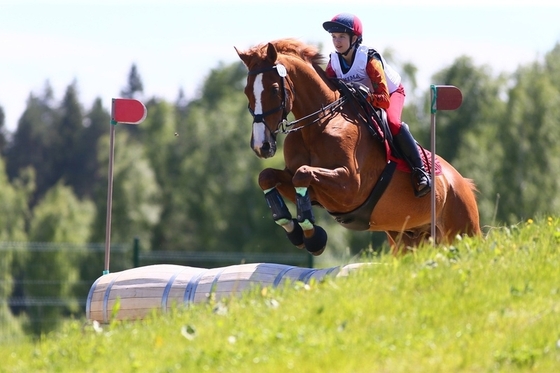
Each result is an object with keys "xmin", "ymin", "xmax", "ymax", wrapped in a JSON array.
[{"xmin": 247, "ymin": 64, "xmax": 290, "ymax": 132}]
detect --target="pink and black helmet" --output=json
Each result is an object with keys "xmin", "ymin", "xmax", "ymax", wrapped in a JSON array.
[{"xmin": 322, "ymin": 13, "xmax": 363, "ymax": 44}]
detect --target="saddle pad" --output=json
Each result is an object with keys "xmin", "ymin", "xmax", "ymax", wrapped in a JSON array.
[{"xmin": 389, "ymin": 144, "xmax": 443, "ymax": 176}]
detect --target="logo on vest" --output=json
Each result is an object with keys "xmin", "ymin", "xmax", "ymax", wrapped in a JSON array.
[{"xmin": 342, "ymin": 74, "xmax": 360, "ymax": 82}]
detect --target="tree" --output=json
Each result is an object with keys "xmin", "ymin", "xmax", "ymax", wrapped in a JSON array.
[
  {"xmin": 53, "ymin": 81, "xmax": 85, "ymax": 195},
  {"xmin": 24, "ymin": 182, "xmax": 94, "ymax": 335},
  {"xmin": 71, "ymin": 98, "xmax": 110, "ymax": 199},
  {"xmin": 0, "ymin": 158, "xmax": 29, "ymax": 339},
  {"xmin": 5, "ymin": 82, "xmax": 58, "ymax": 207},
  {"xmin": 496, "ymin": 50, "xmax": 560, "ymax": 223},
  {"xmin": 120, "ymin": 63, "xmax": 144, "ymax": 99}
]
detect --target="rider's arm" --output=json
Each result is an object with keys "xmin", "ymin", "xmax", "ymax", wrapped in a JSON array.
[{"xmin": 366, "ymin": 58, "xmax": 390, "ymax": 109}]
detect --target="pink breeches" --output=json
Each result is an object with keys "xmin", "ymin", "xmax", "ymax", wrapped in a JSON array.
[{"xmin": 387, "ymin": 84, "xmax": 406, "ymax": 135}]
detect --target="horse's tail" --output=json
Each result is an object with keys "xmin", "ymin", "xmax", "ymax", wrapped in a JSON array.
[{"xmin": 439, "ymin": 160, "xmax": 482, "ymax": 240}]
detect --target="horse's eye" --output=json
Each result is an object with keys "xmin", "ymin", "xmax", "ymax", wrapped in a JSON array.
[{"xmin": 271, "ymin": 83, "xmax": 280, "ymax": 96}]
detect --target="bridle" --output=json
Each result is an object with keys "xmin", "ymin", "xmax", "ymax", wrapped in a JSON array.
[
  {"xmin": 247, "ymin": 64, "xmax": 290, "ymax": 133},
  {"xmin": 246, "ymin": 63, "xmax": 347, "ymax": 135}
]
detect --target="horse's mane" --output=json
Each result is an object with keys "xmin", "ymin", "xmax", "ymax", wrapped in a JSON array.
[
  {"xmin": 249, "ymin": 38, "xmax": 327, "ymax": 67},
  {"xmin": 243, "ymin": 38, "xmax": 337, "ymax": 92}
]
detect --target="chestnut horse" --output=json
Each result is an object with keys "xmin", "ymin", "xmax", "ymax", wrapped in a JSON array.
[{"xmin": 236, "ymin": 39, "xmax": 480, "ymax": 255}]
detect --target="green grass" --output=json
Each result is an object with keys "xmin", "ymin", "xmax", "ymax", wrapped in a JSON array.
[{"xmin": 3, "ymin": 217, "xmax": 560, "ymax": 372}]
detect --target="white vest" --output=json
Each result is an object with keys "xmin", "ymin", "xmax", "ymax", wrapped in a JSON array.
[{"xmin": 330, "ymin": 45, "xmax": 401, "ymax": 94}]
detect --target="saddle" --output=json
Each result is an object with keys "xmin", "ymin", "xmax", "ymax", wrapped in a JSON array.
[{"xmin": 329, "ymin": 81, "xmax": 440, "ymax": 230}]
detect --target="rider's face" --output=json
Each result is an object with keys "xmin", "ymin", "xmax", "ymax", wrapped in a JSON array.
[{"xmin": 331, "ymin": 32, "xmax": 353, "ymax": 53}]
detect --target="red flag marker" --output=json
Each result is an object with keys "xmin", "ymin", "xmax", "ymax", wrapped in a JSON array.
[
  {"xmin": 431, "ymin": 85, "xmax": 462, "ymax": 113},
  {"xmin": 111, "ymin": 98, "xmax": 147, "ymax": 125}
]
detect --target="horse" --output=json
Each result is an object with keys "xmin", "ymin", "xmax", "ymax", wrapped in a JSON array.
[{"xmin": 235, "ymin": 38, "xmax": 481, "ymax": 256}]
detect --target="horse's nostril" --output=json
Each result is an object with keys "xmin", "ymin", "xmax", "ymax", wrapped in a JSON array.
[{"xmin": 261, "ymin": 142, "xmax": 270, "ymax": 152}]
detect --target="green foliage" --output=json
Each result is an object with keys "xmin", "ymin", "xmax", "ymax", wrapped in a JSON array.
[
  {"xmin": 70, "ymin": 98, "xmax": 111, "ymax": 199},
  {"xmin": 23, "ymin": 182, "xmax": 95, "ymax": 335},
  {"xmin": 5, "ymin": 82, "xmax": 59, "ymax": 206},
  {"xmin": 3, "ymin": 218, "xmax": 560, "ymax": 371},
  {"xmin": 0, "ymin": 158, "xmax": 28, "ymax": 341},
  {"xmin": 496, "ymin": 50, "xmax": 560, "ymax": 223},
  {"xmin": 0, "ymin": 158, "xmax": 29, "ymax": 242},
  {"xmin": 29, "ymin": 181, "xmax": 94, "ymax": 243},
  {"xmin": 90, "ymin": 131, "xmax": 161, "ymax": 246}
]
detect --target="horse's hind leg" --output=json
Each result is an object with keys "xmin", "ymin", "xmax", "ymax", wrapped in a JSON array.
[{"xmin": 439, "ymin": 178, "xmax": 481, "ymax": 243}]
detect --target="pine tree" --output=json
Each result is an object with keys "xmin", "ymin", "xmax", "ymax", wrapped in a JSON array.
[
  {"xmin": 120, "ymin": 63, "xmax": 144, "ymax": 99},
  {"xmin": 71, "ymin": 98, "xmax": 110, "ymax": 199},
  {"xmin": 54, "ymin": 81, "xmax": 84, "ymax": 194},
  {"xmin": 5, "ymin": 82, "xmax": 58, "ymax": 207}
]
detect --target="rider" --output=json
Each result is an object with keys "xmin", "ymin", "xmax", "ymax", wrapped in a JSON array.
[{"xmin": 323, "ymin": 13, "xmax": 431, "ymax": 198}]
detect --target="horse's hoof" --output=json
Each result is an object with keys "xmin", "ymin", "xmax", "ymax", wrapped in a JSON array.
[
  {"xmin": 286, "ymin": 219, "xmax": 305, "ymax": 249},
  {"xmin": 304, "ymin": 225, "xmax": 327, "ymax": 256}
]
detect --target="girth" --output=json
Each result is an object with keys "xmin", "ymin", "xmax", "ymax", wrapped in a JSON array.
[{"xmin": 328, "ymin": 160, "xmax": 397, "ymax": 231}]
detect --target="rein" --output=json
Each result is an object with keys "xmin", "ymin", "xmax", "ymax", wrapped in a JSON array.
[
  {"xmin": 275, "ymin": 97, "xmax": 346, "ymax": 134},
  {"xmin": 246, "ymin": 63, "xmax": 347, "ymax": 135}
]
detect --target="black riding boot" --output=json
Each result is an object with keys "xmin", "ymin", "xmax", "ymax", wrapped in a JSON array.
[{"xmin": 393, "ymin": 124, "xmax": 431, "ymax": 198}]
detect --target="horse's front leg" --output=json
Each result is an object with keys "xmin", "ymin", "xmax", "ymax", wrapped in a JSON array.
[
  {"xmin": 292, "ymin": 165, "xmax": 357, "ymax": 209},
  {"xmin": 258, "ymin": 168, "xmax": 306, "ymax": 250},
  {"xmin": 258, "ymin": 168, "xmax": 327, "ymax": 255},
  {"xmin": 291, "ymin": 164, "xmax": 360, "ymax": 254}
]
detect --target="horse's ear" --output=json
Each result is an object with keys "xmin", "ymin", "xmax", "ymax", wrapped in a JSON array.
[
  {"xmin": 266, "ymin": 42, "xmax": 278, "ymax": 64},
  {"xmin": 235, "ymin": 46, "xmax": 251, "ymax": 68}
]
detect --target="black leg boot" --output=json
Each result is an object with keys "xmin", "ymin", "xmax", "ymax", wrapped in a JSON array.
[{"xmin": 393, "ymin": 124, "xmax": 432, "ymax": 198}]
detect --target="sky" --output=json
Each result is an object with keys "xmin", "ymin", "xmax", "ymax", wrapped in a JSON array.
[{"xmin": 1, "ymin": 0, "xmax": 559, "ymax": 132}]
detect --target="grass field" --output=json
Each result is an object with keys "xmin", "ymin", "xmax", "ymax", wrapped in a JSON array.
[{"xmin": 2, "ymin": 218, "xmax": 560, "ymax": 372}]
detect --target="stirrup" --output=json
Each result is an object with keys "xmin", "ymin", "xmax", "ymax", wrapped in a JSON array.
[{"xmin": 412, "ymin": 168, "xmax": 431, "ymax": 198}]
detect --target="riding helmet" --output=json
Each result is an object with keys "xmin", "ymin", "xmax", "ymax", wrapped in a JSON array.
[{"xmin": 322, "ymin": 13, "xmax": 363, "ymax": 42}]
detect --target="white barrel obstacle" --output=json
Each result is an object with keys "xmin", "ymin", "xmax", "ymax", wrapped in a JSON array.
[{"xmin": 86, "ymin": 263, "xmax": 364, "ymax": 323}]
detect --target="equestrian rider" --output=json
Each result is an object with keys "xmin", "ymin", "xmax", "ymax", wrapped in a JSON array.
[{"xmin": 323, "ymin": 13, "xmax": 431, "ymax": 198}]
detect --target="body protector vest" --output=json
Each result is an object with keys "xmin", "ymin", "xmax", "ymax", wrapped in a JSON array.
[{"xmin": 330, "ymin": 45, "xmax": 401, "ymax": 94}]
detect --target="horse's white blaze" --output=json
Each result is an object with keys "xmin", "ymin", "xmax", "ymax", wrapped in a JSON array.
[{"xmin": 252, "ymin": 74, "xmax": 266, "ymax": 150}]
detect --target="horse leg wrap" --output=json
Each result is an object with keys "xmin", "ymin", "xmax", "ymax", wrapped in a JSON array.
[
  {"xmin": 304, "ymin": 225, "xmax": 328, "ymax": 256},
  {"xmin": 264, "ymin": 188, "xmax": 292, "ymax": 224},
  {"xmin": 295, "ymin": 187, "xmax": 315, "ymax": 229},
  {"xmin": 285, "ymin": 219, "xmax": 305, "ymax": 249}
]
